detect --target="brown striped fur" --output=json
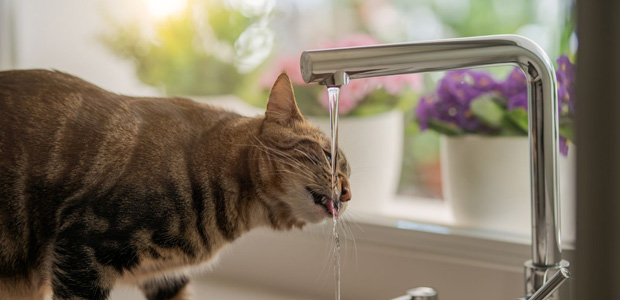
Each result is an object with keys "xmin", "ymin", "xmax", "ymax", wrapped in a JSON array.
[{"xmin": 0, "ymin": 70, "xmax": 351, "ymax": 300}]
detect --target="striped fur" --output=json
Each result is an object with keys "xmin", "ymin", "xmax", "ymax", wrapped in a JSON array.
[{"xmin": 0, "ymin": 70, "xmax": 351, "ymax": 300}]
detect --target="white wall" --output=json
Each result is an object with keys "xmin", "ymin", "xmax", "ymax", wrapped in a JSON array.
[{"xmin": 10, "ymin": 0, "xmax": 157, "ymax": 96}]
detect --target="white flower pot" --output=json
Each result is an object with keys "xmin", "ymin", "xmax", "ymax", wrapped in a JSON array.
[
  {"xmin": 441, "ymin": 135, "xmax": 576, "ymax": 241},
  {"xmin": 309, "ymin": 110, "xmax": 404, "ymax": 213}
]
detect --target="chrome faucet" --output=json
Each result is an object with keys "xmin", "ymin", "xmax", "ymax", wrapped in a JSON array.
[{"xmin": 300, "ymin": 35, "xmax": 570, "ymax": 300}]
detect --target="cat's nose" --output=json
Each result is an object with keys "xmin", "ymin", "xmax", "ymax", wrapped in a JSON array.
[{"xmin": 340, "ymin": 178, "xmax": 351, "ymax": 202}]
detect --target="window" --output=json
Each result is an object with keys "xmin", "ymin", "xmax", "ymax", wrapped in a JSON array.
[
  {"xmin": 101, "ymin": 0, "xmax": 575, "ymax": 240},
  {"xmin": 8, "ymin": 0, "xmax": 575, "ymax": 241}
]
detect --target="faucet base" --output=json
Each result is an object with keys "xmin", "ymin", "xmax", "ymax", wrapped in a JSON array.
[{"xmin": 524, "ymin": 259, "xmax": 570, "ymax": 300}]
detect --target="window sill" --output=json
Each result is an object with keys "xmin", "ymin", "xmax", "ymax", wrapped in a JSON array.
[
  {"xmin": 336, "ymin": 211, "xmax": 532, "ymax": 271},
  {"xmin": 374, "ymin": 195, "xmax": 574, "ymax": 248},
  {"xmin": 341, "ymin": 195, "xmax": 574, "ymax": 270}
]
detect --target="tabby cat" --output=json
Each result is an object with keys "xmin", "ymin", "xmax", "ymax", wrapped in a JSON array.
[{"xmin": 0, "ymin": 70, "xmax": 351, "ymax": 300}]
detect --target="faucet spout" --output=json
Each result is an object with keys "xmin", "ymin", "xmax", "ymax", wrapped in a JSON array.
[{"xmin": 301, "ymin": 34, "xmax": 567, "ymax": 299}]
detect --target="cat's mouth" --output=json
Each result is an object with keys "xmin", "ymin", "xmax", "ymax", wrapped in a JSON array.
[{"xmin": 305, "ymin": 187, "xmax": 338, "ymax": 217}]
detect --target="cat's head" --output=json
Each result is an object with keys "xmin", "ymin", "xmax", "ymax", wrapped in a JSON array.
[{"xmin": 256, "ymin": 73, "xmax": 351, "ymax": 228}]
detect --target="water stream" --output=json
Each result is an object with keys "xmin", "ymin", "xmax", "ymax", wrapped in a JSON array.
[{"xmin": 327, "ymin": 86, "xmax": 341, "ymax": 300}]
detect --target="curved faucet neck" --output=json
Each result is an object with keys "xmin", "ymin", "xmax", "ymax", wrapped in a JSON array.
[{"xmin": 301, "ymin": 34, "xmax": 562, "ymax": 294}]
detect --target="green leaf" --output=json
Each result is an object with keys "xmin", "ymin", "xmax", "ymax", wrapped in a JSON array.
[
  {"xmin": 395, "ymin": 90, "xmax": 419, "ymax": 112},
  {"xmin": 559, "ymin": 124, "xmax": 576, "ymax": 142},
  {"xmin": 428, "ymin": 119, "xmax": 464, "ymax": 136},
  {"xmin": 506, "ymin": 108, "xmax": 529, "ymax": 132},
  {"xmin": 499, "ymin": 117, "xmax": 527, "ymax": 136},
  {"xmin": 470, "ymin": 95, "xmax": 506, "ymax": 128},
  {"xmin": 208, "ymin": 4, "xmax": 253, "ymax": 44},
  {"xmin": 405, "ymin": 122, "xmax": 421, "ymax": 136},
  {"xmin": 351, "ymin": 104, "xmax": 391, "ymax": 116}
]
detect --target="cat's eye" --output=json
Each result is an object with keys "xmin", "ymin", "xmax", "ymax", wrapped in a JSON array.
[{"xmin": 324, "ymin": 150, "xmax": 332, "ymax": 166}]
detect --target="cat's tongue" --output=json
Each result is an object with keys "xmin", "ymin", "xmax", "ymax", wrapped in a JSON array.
[{"xmin": 328, "ymin": 198, "xmax": 340, "ymax": 217}]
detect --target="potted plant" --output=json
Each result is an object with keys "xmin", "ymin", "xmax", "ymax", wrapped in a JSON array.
[
  {"xmin": 251, "ymin": 34, "xmax": 424, "ymax": 213},
  {"xmin": 415, "ymin": 56, "xmax": 576, "ymax": 236}
]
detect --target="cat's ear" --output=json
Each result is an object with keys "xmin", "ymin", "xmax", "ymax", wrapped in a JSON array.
[{"xmin": 266, "ymin": 73, "xmax": 303, "ymax": 125}]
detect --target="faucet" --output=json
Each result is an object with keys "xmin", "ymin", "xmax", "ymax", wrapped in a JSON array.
[{"xmin": 300, "ymin": 35, "xmax": 570, "ymax": 300}]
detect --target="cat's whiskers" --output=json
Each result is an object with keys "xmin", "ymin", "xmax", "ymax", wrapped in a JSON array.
[
  {"xmin": 293, "ymin": 148, "xmax": 319, "ymax": 164},
  {"xmin": 338, "ymin": 214, "xmax": 359, "ymax": 270},
  {"xmin": 269, "ymin": 156, "xmax": 316, "ymax": 180},
  {"xmin": 251, "ymin": 137, "xmax": 308, "ymax": 162},
  {"xmin": 249, "ymin": 136, "xmax": 332, "ymax": 183},
  {"xmin": 314, "ymin": 222, "xmax": 338, "ymax": 288},
  {"xmin": 228, "ymin": 136, "xmax": 312, "ymax": 177},
  {"xmin": 250, "ymin": 158, "xmax": 318, "ymax": 187},
  {"xmin": 250, "ymin": 133, "xmax": 355, "ymax": 290},
  {"xmin": 251, "ymin": 145, "xmax": 317, "ymax": 180}
]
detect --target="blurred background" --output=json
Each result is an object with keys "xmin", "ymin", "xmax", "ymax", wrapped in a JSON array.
[
  {"xmin": 0, "ymin": 0, "xmax": 577, "ymax": 199},
  {"xmin": 0, "ymin": 0, "xmax": 577, "ymax": 299}
]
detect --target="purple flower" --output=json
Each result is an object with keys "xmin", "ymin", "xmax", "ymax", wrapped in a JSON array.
[
  {"xmin": 559, "ymin": 136, "xmax": 569, "ymax": 156},
  {"xmin": 438, "ymin": 70, "xmax": 499, "ymax": 105},
  {"xmin": 501, "ymin": 68, "xmax": 528, "ymax": 100},
  {"xmin": 434, "ymin": 92, "xmax": 474, "ymax": 130},
  {"xmin": 416, "ymin": 57, "xmax": 576, "ymax": 157},
  {"xmin": 501, "ymin": 67, "xmax": 529, "ymax": 111},
  {"xmin": 415, "ymin": 95, "xmax": 437, "ymax": 131},
  {"xmin": 436, "ymin": 70, "xmax": 499, "ymax": 132},
  {"xmin": 415, "ymin": 70, "xmax": 499, "ymax": 132},
  {"xmin": 556, "ymin": 55, "xmax": 576, "ymax": 114},
  {"xmin": 507, "ymin": 93, "xmax": 528, "ymax": 110}
]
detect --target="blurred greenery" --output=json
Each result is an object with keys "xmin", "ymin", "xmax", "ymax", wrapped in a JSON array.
[
  {"xmin": 559, "ymin": 0, "xmax": 576, "ymax": 58},
  {"xmin": 100, "ymin": 0, "xmax": 569, "ymax": 200},
  {"xmin": 471, "ymin": 95, "xmax": 528, "ymax": 136},
  {"xmin": 431, "ymin": 0, "xmax": 536, "ymax": 37},
  {"xmin": 336, "ymin": 0, "xmax": 561, "ymax": 199},
  {"xmin": 101, "ymin": 0, "xmax": 271, "ymax": 96},
  {"xmin": 506, "ymin": 108, "xmax": 530, "ymax": 132}
]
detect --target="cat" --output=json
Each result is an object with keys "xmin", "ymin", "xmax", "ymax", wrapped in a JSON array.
[{"xmin": 0, "ymin": 69, "xmax": 352, "ymax": 300}]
